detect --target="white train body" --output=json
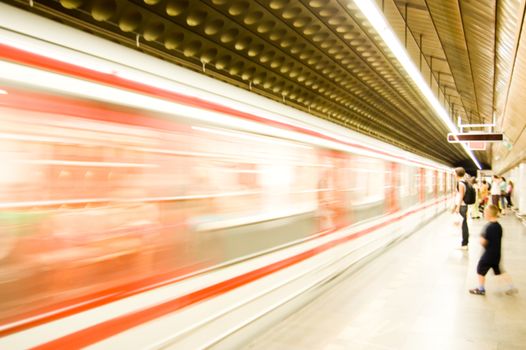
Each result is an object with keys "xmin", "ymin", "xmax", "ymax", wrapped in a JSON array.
[{"xmin": 0, "ymin": 3, "xmax": 454, "ymax": 349}]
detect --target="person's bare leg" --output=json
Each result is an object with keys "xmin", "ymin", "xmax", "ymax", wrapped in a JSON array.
[
  {"xmin": 478, "ymin": 274, "xmax": 485, "ymax": 290},
  {"xmin": 498, "ymin": 273, "xmax": 518, "ymax": 294}
]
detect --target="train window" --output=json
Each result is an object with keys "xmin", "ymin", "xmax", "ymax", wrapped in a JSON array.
[
  {"xmin": 398, "ymin": 164, "xmax": 419, "ymax": 209},
  {"xmin": 412, "ymin": 169, "xmax": 420, "ymax": 196},
  {"xmin": 446, "ymin": 172, "xmax": 452, "ymax": 193},
  {"xmin": 350, "ymin": 157, "xmax": 385, "ymax": 203},
  {"xmin": 438, "ymin": 171, "xmax": 445, "ymax": 194},
  {"xmin": 346, "ymin": 157, "xmax": 386, "ymax": 220},
  {"xmin": 422, "ymin": 169, "xmax": 433, "ymax": 200},
  {"xmin": 399, "ymin": 164, "xmax": 410, "ymax": 198},
  {"xmin": 426, "ymin": 170, "xmax": 434, "ymax": 194}
]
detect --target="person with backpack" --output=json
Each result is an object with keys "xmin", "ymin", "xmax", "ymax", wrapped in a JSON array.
[{"xmin": 452, "ymin": 167, "xmax": 475, "ymax": 250}]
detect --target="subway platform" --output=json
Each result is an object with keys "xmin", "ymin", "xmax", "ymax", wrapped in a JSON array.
[{"xmin": 244, "ymin": 210, "xmax": 526, "ymax": 350}]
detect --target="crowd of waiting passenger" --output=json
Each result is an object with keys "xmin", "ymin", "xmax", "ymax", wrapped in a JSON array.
[{"xmin": 466, "ymin": 174, "xmax": 514, "ymax": 219}]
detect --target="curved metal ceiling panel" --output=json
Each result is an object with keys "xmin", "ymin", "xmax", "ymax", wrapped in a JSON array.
[
  {"xmin": 493, "ymin": 0, "xmax": 526, "ymax": 173},
  {"xmin": 392, "ymin": 0, "xmax": 464, "ymax": 120},
  {"xmin": 424, "ymin": 0, "xmax": 479, "ymax": 122},
  {"xmin": 457, "ymin": 0, "xmax": 495, "ymax": 123},
  {"xmin": 494, "ymin": 0, "xmax": 524, "ymax": 121}
]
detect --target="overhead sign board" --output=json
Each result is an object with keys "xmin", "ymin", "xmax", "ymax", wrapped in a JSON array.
[{"xmin": 447, "ymin": 133, "xmax": 503, "ymax": 143}]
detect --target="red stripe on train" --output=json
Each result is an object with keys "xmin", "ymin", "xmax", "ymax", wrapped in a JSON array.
[
  {"xmin": 0, "ymin": 264, "xmax": 205, "ymax": 337},
  {"xmin": 0, "ymin": 43, "xmax": 434, "ymax": 169},
  {"xmin": 32, "ymin": 198, "xmax": 445, "ymax": 350}
]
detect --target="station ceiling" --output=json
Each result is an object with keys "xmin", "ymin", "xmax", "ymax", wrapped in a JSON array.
[{"xmin": 7, "ymin": 0, "xmax": 526, "ymax": 172}]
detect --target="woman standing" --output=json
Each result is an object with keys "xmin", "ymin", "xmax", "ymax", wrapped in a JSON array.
[
  {"xmin": 480, "ymin": 180, "xmax": 489, "ymax": 210},
  {"xmin": 491, "ymin": 175, "xmax": 501, "ymax": 212}
]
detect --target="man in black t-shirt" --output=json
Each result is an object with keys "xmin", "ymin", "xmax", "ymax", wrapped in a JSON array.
[{"xmin": 469, "ymin": 204, "xmax": 518, "ymax": 295}]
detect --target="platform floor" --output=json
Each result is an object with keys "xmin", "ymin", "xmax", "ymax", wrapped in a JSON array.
[{"xmin": 243, "ymin": 210, "xmax": 526, "ymax": 350}]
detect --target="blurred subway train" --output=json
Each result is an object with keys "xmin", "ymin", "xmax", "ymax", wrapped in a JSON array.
[{"xmin": 0, "ymin": 4, "xmax": 455, "ymax": 349}]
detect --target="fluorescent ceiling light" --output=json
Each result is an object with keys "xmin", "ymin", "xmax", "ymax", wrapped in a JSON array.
[{"xmin": 352, "ymin": 0, "xmax": 482, "ymax": 170}]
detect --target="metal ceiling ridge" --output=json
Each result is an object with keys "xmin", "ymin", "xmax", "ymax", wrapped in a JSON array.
[{"xmin": 353, "ymin": 0, "xmax": 480, "ymax": 168}]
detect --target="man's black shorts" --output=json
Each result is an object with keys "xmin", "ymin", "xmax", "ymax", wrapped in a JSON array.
[{"xmin": 477, "ymin": 259, "xmax": 501, "ymax": 276}]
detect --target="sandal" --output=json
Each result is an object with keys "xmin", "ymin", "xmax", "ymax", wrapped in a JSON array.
[{"xmin": 469, "ymin": 288, "xmax": 485, "ymax": 295}]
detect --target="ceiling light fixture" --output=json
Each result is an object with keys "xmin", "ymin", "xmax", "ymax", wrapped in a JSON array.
[{"xmin": 352, "ymin": 0, "xmax": 482, "ymax": 169}]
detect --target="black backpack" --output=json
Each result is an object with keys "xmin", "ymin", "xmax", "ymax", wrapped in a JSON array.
[{"xmin": 460, "ymin": 180, "xmax": 476, "ymax": 205}]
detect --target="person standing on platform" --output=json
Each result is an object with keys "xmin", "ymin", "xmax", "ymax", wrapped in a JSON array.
[
  {"xmin": 499, "ymin": 177, "xmax": 508, "ymax": 213},
  {"xmin": 470, "ymin": 177, "xmax": 481, "ymax": 219},
  {"xmin": 452, "ymin": 167, "xmax": 469, "ymax": 250},
  {"xmin": 480, "ymin": 180, "xmax": 489, "ymax": 209},
  {"xmin": 469, "ymin": 204, "xmax": 518, "ymax": 296},
  {"xmin": 506, "ymin": 180, "xmax": 514, "ymax": 208},
  {"xmin": 490, "ymin": 175, "xmax": 501, "ymax": 212}
]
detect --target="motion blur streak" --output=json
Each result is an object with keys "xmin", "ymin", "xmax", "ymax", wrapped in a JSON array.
[
  {"xmin": 0, "ymin": 13, "xmax": 454, "ymax": 347},
  {"xmin": 0, "ymin": 81, "xmax": 452, "ymax": 333}
]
